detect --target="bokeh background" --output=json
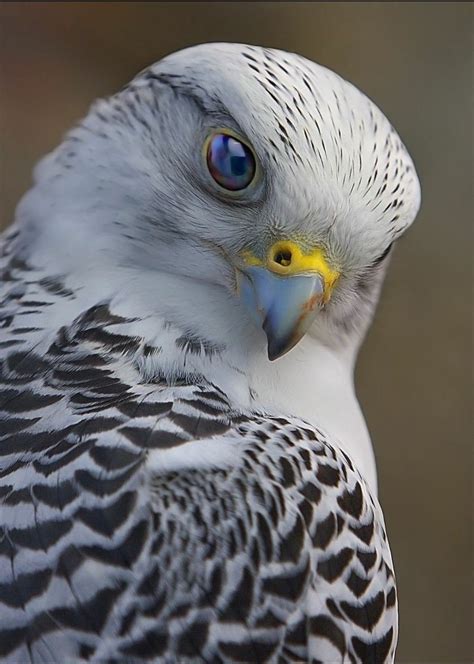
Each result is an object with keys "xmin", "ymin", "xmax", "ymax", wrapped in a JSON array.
[{"xmin": 0, "ymin": 3, "xmax": 471, "ymax": 662}]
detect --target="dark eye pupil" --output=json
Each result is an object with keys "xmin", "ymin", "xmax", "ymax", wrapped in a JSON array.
[{"xmin": 207, "ymin": 134, "xmax": 256, "ymax": 191}]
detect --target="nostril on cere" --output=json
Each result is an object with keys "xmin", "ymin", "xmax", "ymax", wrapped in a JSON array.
[{"xmin": 274, "ymin": 250, "xmax": 292, "ymax": 266}]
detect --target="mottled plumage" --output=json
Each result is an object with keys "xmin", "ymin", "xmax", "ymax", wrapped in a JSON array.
[{"xmin": 0, "ymin": 43, "xmax": 420, "ymax": 662}]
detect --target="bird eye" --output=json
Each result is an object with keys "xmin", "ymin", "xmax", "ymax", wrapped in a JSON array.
[{"xmin": 206, "ymin": 133, "xmax": 256, "ymax": 191}]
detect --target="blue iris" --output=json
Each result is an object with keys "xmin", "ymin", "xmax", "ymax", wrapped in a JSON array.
[{"xmin": 206, "ymin": 133, "xmax": 256, "ymax": 191}]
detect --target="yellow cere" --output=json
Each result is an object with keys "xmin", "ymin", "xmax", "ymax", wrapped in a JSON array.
[{"xmin": 242, "ymin": 240, "xmax": 340, "ymax": 295}]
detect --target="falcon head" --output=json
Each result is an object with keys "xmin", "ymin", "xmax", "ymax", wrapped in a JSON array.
[{"xmin": 21, "ymin": 43, "xmax": 421, "ymax": 360}]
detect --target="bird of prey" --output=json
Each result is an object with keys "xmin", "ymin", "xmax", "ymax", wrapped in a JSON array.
[{"xmin": 0, "ymin": 43, "xmax": 420, "ymax": 663}]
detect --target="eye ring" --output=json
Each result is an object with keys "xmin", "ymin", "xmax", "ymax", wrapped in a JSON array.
[{"xmin": 204, "ymin": 130, "xmax": 257, "ymax": 192}]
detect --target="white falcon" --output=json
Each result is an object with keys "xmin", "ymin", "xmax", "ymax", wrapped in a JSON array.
[{"xmin": 0, "ymin": 44, "xmax": 420, "ymax": 662}]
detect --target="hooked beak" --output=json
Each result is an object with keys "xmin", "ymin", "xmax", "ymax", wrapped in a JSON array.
[{"xmin": 236, "ymin": 241, "xmax": 339, "ymax": 360}]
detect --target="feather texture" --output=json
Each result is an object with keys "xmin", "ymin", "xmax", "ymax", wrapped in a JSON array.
[{"xmin": 0, "ymin": 43, "xmax": 421, "ymax": 662}]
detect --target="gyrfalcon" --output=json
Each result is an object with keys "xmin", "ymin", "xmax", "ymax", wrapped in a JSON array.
[{"xmin": 0, "ymin": 43, "xmax": 420, "ymax": 662}]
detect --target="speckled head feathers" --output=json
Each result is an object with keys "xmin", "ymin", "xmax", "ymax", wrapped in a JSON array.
[
  {"xmin": 133, "ymin": 43, "xmax": 421, "ymax": 249},
  {"xmin": 15, "ymin": 42, "xmax": 421, "ymax": 353}
]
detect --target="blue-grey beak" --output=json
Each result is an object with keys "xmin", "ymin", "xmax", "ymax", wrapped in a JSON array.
[{"xmin": 237, "ymin": 265, "xmax": 325, "ymax": 360}]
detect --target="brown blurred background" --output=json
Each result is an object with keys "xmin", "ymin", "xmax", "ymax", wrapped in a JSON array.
[{"xmin": 0, "ymin": 3, "xmax": 472, "ymax": 662}]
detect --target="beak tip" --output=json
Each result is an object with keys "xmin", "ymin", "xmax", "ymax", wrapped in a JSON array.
[
  {"xmin": 266, "ymin": 335, "xmax": 296, "ymax": 361},
  {"xmin": 267, "ymin": 348, "xmax": 279, "ymax": 362}
]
